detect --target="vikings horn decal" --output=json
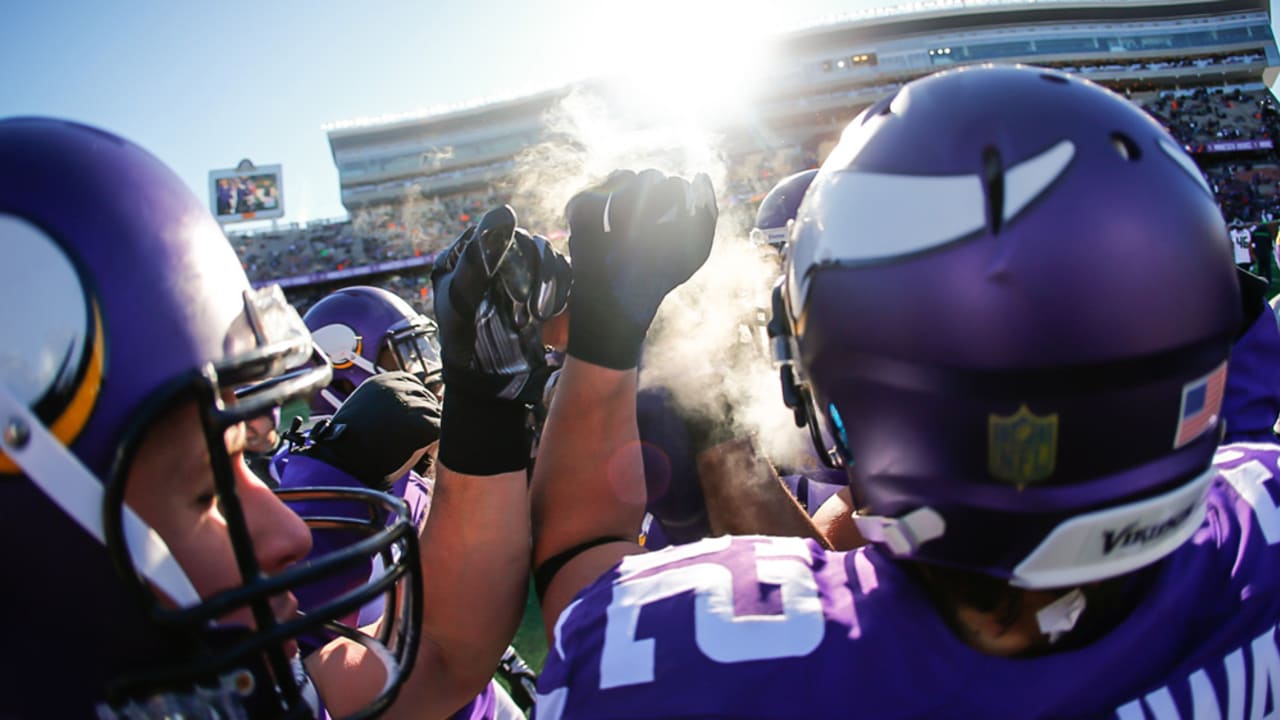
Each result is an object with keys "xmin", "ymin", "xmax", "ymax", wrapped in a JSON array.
[{"xmin": 815, "ymin": 139, "xmax": 1074, "ymax": 265}]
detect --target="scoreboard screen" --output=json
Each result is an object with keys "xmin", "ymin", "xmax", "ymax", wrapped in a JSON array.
[{"xmin": 209, "ymin": 164, "xmax": 284, "ymax": 223}]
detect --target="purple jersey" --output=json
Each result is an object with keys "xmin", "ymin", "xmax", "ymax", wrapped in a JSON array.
[
  {"xmin": 450, "ymin": 680, "xmax": 498, "ymax": 720},
  {"xmin": 536, "ymin": 442, "xmax": 1280, "ymax": 719},
  {"xmin": 781, "ymin": 468, "xmax": 846, "ymax": 515}
]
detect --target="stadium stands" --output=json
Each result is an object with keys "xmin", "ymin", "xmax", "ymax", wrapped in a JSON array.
[{"xmin": 230, "ymin": 75, "xmax": 1280, "ymax": 315}]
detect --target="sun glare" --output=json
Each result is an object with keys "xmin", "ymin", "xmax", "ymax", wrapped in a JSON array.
[{"xmin": 570, "ymin": 0, "xmax": 784, "ymax": 128}]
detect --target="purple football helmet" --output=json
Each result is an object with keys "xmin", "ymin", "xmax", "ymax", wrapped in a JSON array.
[
  {"xmin": 778, "ymin": 65, "xmax": 1240, "ymax": 589},
  {"xmin": 750, "ymin": 168, "xmax": 818, "ymax": 249},
  {"xmin": 0, "ymin": 118, "xmax": 421, "ymax": 718},
  {"xmin": 303, "ymin": 285, "xmax": 442, "ymax": 414}
]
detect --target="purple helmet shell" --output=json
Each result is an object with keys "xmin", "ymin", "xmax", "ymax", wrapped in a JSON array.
[
  {"xmin": 751, "ymin": 168, "xmax": 818, "ymax": 248},
  {"xmin": 304, "ymin": 285, "xmax": 442, "ymax": 413},
  {"xmin": 783, "ymin": 65, "xmax": 1240, "ymax": 588},
  {"xmin": 0, "ymin": 118, "xmax": 419, "ymax": 717}
]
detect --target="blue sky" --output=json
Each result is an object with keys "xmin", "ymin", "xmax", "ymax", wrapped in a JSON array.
[{"xmin": 3, "ymin": 1, "xmax": 1276, "ymax": 224}]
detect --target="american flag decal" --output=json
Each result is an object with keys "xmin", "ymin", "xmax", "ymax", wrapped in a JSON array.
[{"xmin": 1174, "ymin": 361, "xmax": 1227, "ymax": 448}]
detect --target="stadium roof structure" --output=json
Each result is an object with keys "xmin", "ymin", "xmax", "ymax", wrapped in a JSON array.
[
  {"xmin": 324, "ymin": 0, "xmax": 1270, "ymax": 133},
  {"xmin": 324, "ymin": 0, "xmax": 1277, "ymax": 209},
  {"xmin": 779, "ymin": 0, "xmax": 1270, "ymax": 54}
]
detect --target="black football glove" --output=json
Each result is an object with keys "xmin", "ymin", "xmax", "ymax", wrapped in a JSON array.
[
  {"xmin": 432, "ymin": 204, "xmax": 570, "ymax": 403},
  {"xmin": 300, "ymin": 371, "xmax": 441, "ymax": 491},
  {"xmin": 431, "ymin": 204, "xmax": 570, "ymax": 474},
  {"xmin": 565, "ymin": 169, "xmax": 718, "ymax": 369}
]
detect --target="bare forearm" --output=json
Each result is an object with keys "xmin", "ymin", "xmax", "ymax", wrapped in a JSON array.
[
  {"xmin": 390, "ymin": 466, "xmax": 529, "ymax": 718},
  {"xmin": 531, "ymin": 358, "xmax": 644, "ymax": 567}
]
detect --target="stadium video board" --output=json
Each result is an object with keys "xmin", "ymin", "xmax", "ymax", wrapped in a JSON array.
[{"xmin": 209, "ymin": 164, "xmax": 284, "ymax": 223}]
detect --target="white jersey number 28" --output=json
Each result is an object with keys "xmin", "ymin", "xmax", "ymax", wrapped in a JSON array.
[{"xmin": 598, "ymin": 536, "xmax": 825, "ymax": 690}]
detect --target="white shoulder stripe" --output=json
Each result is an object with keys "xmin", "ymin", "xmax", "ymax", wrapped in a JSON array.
[{"xmin": 534, "ymin": 687, "xmax": 568, "ymax": 720}]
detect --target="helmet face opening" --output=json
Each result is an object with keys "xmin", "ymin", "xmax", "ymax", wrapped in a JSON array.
[{"xmin": 385, "ymin": 316, "xmax": 443, "ymax": 387}]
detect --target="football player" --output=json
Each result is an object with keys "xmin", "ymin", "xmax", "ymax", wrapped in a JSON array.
[
  {"xmin": 280, "ymin": 284, "xmax": 446, "ymax": 626},
  {"xmin": 748, "ymin": 167, "xmax": 817, "ymax": 253},
  {"xmin": 282, "ymin": 208, "xmax": 567, "ymax": 719},
  {"xmin": 304, "ymin": 285, "xmax": 444, "ymax": 413},
  {"xmin": 1223, "ymin": 267, "xmax": 1280, "ymax": 443},
  {"xmin": 529, "ymin": 66, "xmax": 1280, "ymax": 718},
  {"xmin": 242, "ymin": 405, "xmax": 282, "ymax": 485},
  {"xmin": 0, "ymin": 117, "xmax": 531, "ymax": 719}
]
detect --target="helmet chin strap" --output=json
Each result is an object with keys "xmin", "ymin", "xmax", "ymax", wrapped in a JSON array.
[
  {"xmin": 1011, "ymin": 465, "xmax": 1214, "ymax": 589},
  {"xmin": 0, "ymin": 383, "xmax": 201, "ymax": 608}
]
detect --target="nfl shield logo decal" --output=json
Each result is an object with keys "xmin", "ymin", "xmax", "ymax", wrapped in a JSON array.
[{"xmin": 988, "ymin": 404, "xmax": 1058, "ymax": 485}]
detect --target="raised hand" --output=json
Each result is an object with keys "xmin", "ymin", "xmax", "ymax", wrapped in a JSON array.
[
  {"xmin": 431, "ymin": 205, "xmax": 570, "ymax": 404},
  {"xmin": 431, "ymin": 204, "xmax": 570, "ymax": 475},
  {"xmin": 565, "ymin": 169, "xmax": 718, "ymax": 369}
]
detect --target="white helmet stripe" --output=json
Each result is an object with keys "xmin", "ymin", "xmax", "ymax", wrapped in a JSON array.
[
  {"xmin": 788, "ymin": 140, "xmax": 1076, "ymax": 316},
  {"xmin": 810, "ymin": 169, "xmax": 985, "ymax": 265},
  {"xmin": 349, "ymin": 353, "xmax": 380, "ymax": 376},
  {"xmin": 810, "ymin": 140, "xmax": 1075, "ymax": 266},
  {"xmin": 1003, "ymin": 140, "xmax": 1076, "ymax": 226}
]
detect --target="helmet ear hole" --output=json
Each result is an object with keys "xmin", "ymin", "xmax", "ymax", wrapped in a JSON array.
[{"xmin": 1111, "ymin": 133, "xmax": 1142, "ymax": 162}]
